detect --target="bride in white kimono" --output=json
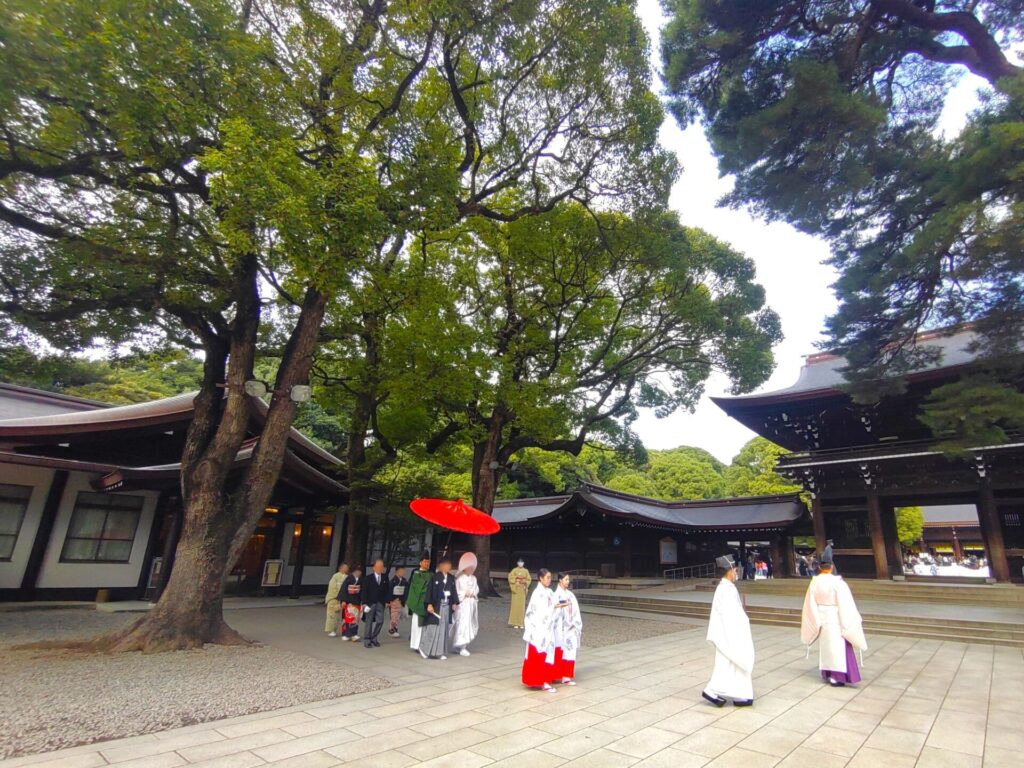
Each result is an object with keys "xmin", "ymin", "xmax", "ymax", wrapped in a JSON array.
[
  {"xmin": 552, "ymin": 573, "xmax": 583, "ymax": 684},
  {"xmin": 451, "ymin": 552, "xmax": 479, "ymax": 656},
  {"xmin": 800, "ymin": 555, "xmax": 866, "ymax": 686},
  {"xmin": 703, "ymin": 555, "xmax": 755, "ymax": 707}
]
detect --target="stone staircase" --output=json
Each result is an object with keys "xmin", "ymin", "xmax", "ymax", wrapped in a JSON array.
[
  {"xmin": 720, "ymin": 578, "xmax": 1024, "ymax": 608},
  {"xmin": 577, "ymin": 588, "xmax": 1024, "ymax": 648}
]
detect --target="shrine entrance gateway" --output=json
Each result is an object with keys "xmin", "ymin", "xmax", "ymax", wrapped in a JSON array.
[{"xmin": 713, "ymin": 328, "xmax": 1024, "ymax": 584}]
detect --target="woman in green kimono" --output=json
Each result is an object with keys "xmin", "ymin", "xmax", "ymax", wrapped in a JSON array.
[{"xmin": 407, "ymin": 551, "xmax": 432, "ymax": 651}]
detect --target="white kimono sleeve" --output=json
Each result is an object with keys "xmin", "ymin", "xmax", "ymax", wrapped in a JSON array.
[{"xmin": 836, "ymin": 579, "xmax": 867, "ymax": 651}]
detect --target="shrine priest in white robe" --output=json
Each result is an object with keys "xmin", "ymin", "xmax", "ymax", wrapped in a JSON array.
[{"xmin": 702, "ymin": 555, "xmax": 755, "ymax": 707}]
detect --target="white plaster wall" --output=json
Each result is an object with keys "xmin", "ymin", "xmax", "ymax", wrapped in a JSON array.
[
  {"xmin": 36, "ymin": 472, "xmax": 159, "ymax": 589},
  {"xmin": 281, "ymin": 511, "xmax": 345, "ymax": 586},
  {"xmin": 0, "ymin": 463, "xmax": 55, "ymax": 589}
]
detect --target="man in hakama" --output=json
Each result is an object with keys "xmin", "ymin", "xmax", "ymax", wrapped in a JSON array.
[
  {"xmin": 418, "ymin": 556, "xmax": 460, "ymax": 660},
  {"xmin": 521, "ymin": 568, "xmax": 562, "ymax": 692},
  {"xmin": 507, "ymin": 558, "xmax": 531, "ymax": 629},
  {"xmin": 702, "ymin": 555, "xmax": 755, "ymax": 707},
  {"xmin": 552, "ymin": 572, "xmax": 582, "ymax": 685},
  {"xmin": 801, "ymin": 554, "xmax": 866, "ymax": 686},
  {"xmin": 451, "ymin": 552, "xmax": 480, "ymax": 656},
  {"xmin": 406, "ymin": 552, "xmax": 432, "ymax": 651}
]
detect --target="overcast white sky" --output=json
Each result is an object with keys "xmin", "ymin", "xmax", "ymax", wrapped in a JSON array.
[{"xmin": 629, "ymin": 0, "xmax": 985, "ymax": 464}]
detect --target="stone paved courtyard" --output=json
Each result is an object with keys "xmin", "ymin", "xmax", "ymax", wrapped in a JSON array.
[{"xmin": 2, "ymin": 610, "xmax": 1020, "ymax": 768}]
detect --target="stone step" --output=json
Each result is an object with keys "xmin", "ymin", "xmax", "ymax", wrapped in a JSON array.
[
  {"xmin": 577, "ymin": 593, "xmax": 1024, "ymax": 648},
  {"xmin": 693, "ymin": 581, "xmax": 1024, "ymax": 607}
]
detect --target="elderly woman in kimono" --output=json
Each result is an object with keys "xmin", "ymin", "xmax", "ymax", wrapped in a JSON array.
[
  {"xmin": 451, "ymin": 552, "xmax": 480, "ymax": 657},
  {"xmin": 703, "ymin": 555, "xmax": 755, "ymax": 707},
  {"xmin": 801, "ymin": 553, "xmax": 867, "ymax": 686},
  {"xmin": 552, "ymin": 572, "xmax": 583, "ymax": 685},
  {"xmin": 521, "ymin": 568, "xmax": 563, "ymax": 692}
]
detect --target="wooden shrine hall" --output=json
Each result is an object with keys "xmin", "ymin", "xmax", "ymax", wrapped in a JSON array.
[
  {"xmin": 714, "ymin": 327, "xmax": 1024, "ymax": 583},
  {"xmin": 0, "ymin": 384, "xmax": 348, "ymax": 602},
  {"xmin": 488, "ymin": 483, "xmax": 809, "ymax": 577}
]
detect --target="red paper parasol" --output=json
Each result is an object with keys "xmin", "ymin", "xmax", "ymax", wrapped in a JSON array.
[{"xmin": 409, "ymin": 498, "xmax": 501, "ymax": 535}]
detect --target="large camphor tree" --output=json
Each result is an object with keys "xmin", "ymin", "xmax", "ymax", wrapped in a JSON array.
[
  {"xmin": 0, "ymin": 0, "xmax": 672, "ymax": 650},
  {"xmin": 424, "ymin": 205, "xmax": 782, "ymax": 584},
  {"xmin": 661, "ymin": 0, "xmax": 1024, "ymax": 442}
]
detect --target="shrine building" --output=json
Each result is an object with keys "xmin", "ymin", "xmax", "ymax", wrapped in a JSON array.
[
  {"xmin": 0, "ymin": 383, "xmax": 348, "ymax": 602},
  {"xmin": 713, "ymin": 327, "xmax": 1024, "ymax": 583}
]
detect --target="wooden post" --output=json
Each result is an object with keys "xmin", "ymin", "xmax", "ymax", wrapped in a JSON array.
[
  {"xmin": 337, "ymin": 511, "xmax": 349, "ymax": 569},
  {"xmin": 290, "ymin": 507, "xmax": 312, "ymax": 599},
  {"xmin": 880, "ymin": 502, "xmax": 904, "ymax": 576},
  {"xmin": 20, "ymin": 470, "xmax": 69, "ymax": 600},
  {"xmin": 811, "ymin": 495, "xmax": 826, "ymax": 555},
  {"xmin": 978, "ymin": 478, "xmax": 1011, "ymax": 583},
  {"xmin": 867, "ymin": 491, "xmax": 890, "ymax": 579},
  {"xmin": 137, "ymin": 490, "xmax": 173, "ymax": 596}
]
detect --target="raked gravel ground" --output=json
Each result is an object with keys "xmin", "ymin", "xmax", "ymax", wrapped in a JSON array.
[
  {"xmin": 0, "ymin": 608, "xmax": 391, "ymax": 759},
  {"xmin": 0, "ymin": 595, "xmax": 685, "ymax": 759}
]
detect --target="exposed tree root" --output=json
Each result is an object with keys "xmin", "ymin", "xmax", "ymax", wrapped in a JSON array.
[{"xmin": 13, "ymin": 616, "xmax": 252, "ymax": 655}]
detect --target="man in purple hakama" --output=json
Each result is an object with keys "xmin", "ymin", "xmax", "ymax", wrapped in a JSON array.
[{"xmin": 800, "ymin": 554, "xmax": 866, "ymax": 687}]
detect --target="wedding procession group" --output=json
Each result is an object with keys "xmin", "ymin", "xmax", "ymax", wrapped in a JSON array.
[
  {"xmin": 704, "ymin": 552, "xmax": 868, "ymax": 708},
  {"xmin": 322, "ymin": 551, "xmax": 482, "ymax": 660}
]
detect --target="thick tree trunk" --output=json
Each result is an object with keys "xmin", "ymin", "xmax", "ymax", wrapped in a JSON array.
[
  {"xmin": 90, "ymin": 272, "xmax": 329, "ymax": 652},
  {"xmin": 471, "ymin": 415, "xmax": 505, "ymax": 597}
]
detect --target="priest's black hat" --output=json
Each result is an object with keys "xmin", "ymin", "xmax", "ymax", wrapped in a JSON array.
[{"xmin": 715, "ymin": 555, "xmax": 735, "ymax": 570}]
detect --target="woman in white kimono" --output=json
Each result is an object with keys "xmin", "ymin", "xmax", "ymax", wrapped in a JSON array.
[
  {"xmin": 552, "ymin": 572, "xmax": 583, "ymax": 685},
  {"xmin": 451, "ymin": 552, "xmax": 479, "ymax": 657},
  {"xmin": 703, "ymin": 555, "xmax": 755, "ymax": 707},
  {"xmin": 521, "ymin": 568, "xmax": 561, "ymax": 692},
  {"xmin": 801, "ymin": 555, "xmax": 866, "ymax": 686}
]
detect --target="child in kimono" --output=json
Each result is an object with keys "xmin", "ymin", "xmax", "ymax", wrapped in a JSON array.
[{"xmin": 339, "ymin": 565, "xmax": 362, "ymax": 642}]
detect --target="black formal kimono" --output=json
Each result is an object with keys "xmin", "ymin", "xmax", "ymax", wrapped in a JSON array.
[{"xmin": 418, "ymin": 571, "xmax": 460, "ymax": 658}]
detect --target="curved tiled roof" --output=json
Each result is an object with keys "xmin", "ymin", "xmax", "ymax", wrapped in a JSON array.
[
  {"xmin": 492, "ymin": 483, "xmax": 805, "ymax": 530},
  {"xmin": 0, "ymin": 390, "xmax": 340, "ymax": 468},
  {"xmin": 712, "ymin": 328, "xmax": 981, "ymax": 410}
]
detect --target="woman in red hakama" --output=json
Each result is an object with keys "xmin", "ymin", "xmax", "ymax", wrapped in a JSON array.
[{"xmin": 521, "ymin": 568, "xmax": 560, "ymax": 691}]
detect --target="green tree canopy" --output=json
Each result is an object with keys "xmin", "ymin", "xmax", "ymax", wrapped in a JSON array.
[
  {"xmin": 0, "ymin": 0, "xmax": 674, "ymax": 649},
  {"xmin": 0, "ymin": 345, "xmax": 203, "ymax": 403},
  {"xmin": 660, "ymin": 0, "xmax": 1024, "ymax": 444},
  {"xmin": 723, "ymin": 437, "xmax": 804, "ymax": 498},
  {"xmin": 896, "ymin": 506, "xmax": 925, "ymax": 547}
]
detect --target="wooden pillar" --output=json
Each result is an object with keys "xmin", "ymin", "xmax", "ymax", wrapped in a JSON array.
[
  {"xmin": 153, "ymin": 500, "xmax": 184, "ymax": 602},
  {"xmin": 337, "ymin": 511, "xmax": 349, "ymax": 569},
  {"xmin": 136, "ymin": 490, "xmax": 172, "ymax": 596},
  {"xmin": 623, "ymin": 533, "xmax": 633, "ymax": 577},
  {"xmin": 772, "ymin": 536, "xmax": 791, "ymax": 578},
  {"xmin": 978, "ymin": 478, "xmax": 1011, "ymax": 583},
  {"xmin": 867, "ymin": 491, "xmax": 890, "ymax": 579},
  {"xmin": 290, "ymin": 507, "xmax": 312, "ymax": 599},
  {"xmin": 811, "ymin": 495, "xmax": 826, "ymax": 555},
  {"xmin": 20, "ymin": 470, "xmax": 69, "ymax": 600},
  {"xmin": 880, "ymin": 502, "xmax": 904, "ymax": 576}
]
